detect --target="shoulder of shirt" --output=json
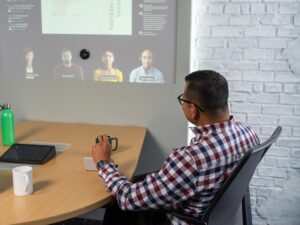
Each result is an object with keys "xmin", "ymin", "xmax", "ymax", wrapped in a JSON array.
[
  {"xmin": 234, "ymin": 121, "xmax": 256, "ymax": 134},
  {"xmin": 115, "ymin": 68, "xmax": 123, "ymax": 74},
  {"xmin": 151, "ymin": 66, "xmax": 162, "ymax": 74}
]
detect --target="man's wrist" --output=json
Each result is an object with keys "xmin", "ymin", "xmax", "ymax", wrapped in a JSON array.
[{"xmin": 96, "ymin": 160, "xmax": 109, "ymax": 171}]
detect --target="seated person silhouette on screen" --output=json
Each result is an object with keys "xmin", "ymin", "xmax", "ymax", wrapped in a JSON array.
[
  {"xmin": 93, "ymin": 51, "xmax": 123, "ymax": 82},
  {"xmin": 54, "ymin": 48, "xmax": 84, "ymax": 80},
  {"xmin": 24, "ymin": 47, "xmax": 39, "ymax": 79},
  {"xmin": 129, "ymin": 49, "xmax": 164, "ymax": 83}
]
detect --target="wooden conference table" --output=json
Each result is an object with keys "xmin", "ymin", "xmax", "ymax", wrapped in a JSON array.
[{"xmin": 0, "ymin": 121, "xmax": 146, "ymax": 225}]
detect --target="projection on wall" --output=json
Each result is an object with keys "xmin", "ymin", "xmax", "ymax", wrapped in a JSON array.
[{"xmin": 0, "ymin": 0, "xmax": 177, "ymax": 84}]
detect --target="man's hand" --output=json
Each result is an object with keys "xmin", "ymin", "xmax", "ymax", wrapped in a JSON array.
[{"xmin": 92, "ymin": 134, "xmax": 112, "ymax": 163}]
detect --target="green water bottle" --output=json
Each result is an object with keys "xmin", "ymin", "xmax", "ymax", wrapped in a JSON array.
[{"xmin": 1, "ymin": 104, "xmax": 15, "ymax": 146}]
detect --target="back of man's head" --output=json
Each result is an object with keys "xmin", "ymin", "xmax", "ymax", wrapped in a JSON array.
[{"xmin": 185, "ymin": 70, "xmax": 228, "ymax": 115}]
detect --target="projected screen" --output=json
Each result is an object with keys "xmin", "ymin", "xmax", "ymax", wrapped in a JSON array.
[{"xmin": 0, "ymin": 0, "xmax": 177, "ymax": 84}]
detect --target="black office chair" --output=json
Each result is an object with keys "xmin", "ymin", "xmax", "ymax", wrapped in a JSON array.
[{"xmin": 162, "ymin": 126, "xmax": 282, "ymax": 225}]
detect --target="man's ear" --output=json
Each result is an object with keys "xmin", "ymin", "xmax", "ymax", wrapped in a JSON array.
[{"xmin": 191, "ymin": 104, "xmax": 200, "ymax": 121}]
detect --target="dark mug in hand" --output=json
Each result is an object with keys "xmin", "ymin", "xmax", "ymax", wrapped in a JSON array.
[{"xmin": 96, "ymin": 135, "xmax": 118, "ymax": 151}]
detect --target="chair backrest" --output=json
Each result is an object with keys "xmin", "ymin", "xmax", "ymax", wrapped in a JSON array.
[
  {"xmin": 202, "ymin": 126, "xmax": 282, "ymax": 225},
  {"xmin": 165, "ymin": 126, "xmax": 282, "ymax": 225}
]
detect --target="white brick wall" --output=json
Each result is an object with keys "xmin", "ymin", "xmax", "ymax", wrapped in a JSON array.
[{"xmin": 191, "ymin": 0, "xmax": 300, "ymax": 224}]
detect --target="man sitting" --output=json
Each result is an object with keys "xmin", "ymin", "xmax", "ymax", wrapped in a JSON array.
[{"xmin": 92, "ymin": 70, "xmax": 259, "ymax": 225}]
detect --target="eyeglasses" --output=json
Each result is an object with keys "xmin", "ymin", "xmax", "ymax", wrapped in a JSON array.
[{"xmin": 177, "ymin": 94, "xmax": 204, "ymax": 112}]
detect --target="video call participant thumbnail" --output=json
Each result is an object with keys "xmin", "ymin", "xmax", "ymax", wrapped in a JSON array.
[
  {"xmin": 93, "ymin": 51, "xmax": 123, "ymax": 82},
  {"xmin": 24, "ymin": 47, "xmax": 39, "ymax": 79},
  {"xmin": 54, "ymin": 48, "xmax": 84, "ymax": 80},
  {"xmin": 129, "ymin": 49, "xmax": 164, "ymax": 84}
]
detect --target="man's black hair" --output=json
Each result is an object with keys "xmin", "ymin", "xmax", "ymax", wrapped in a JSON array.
[{"xmin": 185, "ymin": 70, "xmax": 228, "ymax": 115}]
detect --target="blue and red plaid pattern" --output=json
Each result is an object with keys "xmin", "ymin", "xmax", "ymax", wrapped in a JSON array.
[{"xmin": 99, "ymin": 117, "xmax": 259, "ymax": 225}]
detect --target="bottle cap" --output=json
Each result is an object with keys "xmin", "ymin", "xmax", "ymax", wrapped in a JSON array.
[{"xmin": 2, "ymin": 104, "xmax": 11, "ymax": 109}]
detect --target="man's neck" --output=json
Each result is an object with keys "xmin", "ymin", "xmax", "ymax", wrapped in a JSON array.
[
  {"xmin": 64, "ymin": 63, "xmax": 72, "ymax": 67},
  {"xmin": 106, "ymin": 65, "xmax": 113, "ymax": 71},
  {"xmin": 143, "ymin": 66, "xmax": 151, "ymax": 71},
  {"xmin": 196, "ymin": 109, "xmax": 230, "ymax": 126},
  {"xmin": 200, "ymin": 115, "xmax": 230, "ymax": 126}
]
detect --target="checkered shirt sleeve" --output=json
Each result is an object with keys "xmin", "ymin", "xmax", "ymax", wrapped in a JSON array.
[{"xmin": 99, "ymin": 147, "xmax": 200, "ymax": 211}]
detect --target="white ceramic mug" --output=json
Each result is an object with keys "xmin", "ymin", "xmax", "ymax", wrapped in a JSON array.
[{"xmin": 12, "ymin": 166, "xmax": 33, "ymax": 196}]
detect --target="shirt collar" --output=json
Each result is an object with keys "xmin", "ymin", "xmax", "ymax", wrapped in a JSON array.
[
  {"xmin": 142, "ymin": 66, "xmax": 153, "ymax": 74},
  {"xmin": 189, "ymin": 116, "xmax": 234, "ymax": 138}
]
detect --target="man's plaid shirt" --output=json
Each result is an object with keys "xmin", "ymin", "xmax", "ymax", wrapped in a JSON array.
[{"xmin": 99, "ymin": 117, "xmax": 259, "ymax": 225}]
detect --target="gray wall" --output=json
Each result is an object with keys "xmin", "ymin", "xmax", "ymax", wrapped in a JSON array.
[
  {"xmin": 3, "ymin": 1, "xmax": 299, "ymax": 224},
  {"xmin": 0, "ymin": 1, "xmax": 192, "ymax": 175},
  {"xmin": 191, "ymin": 0, "xmax": 300, "ymax": 225}
]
